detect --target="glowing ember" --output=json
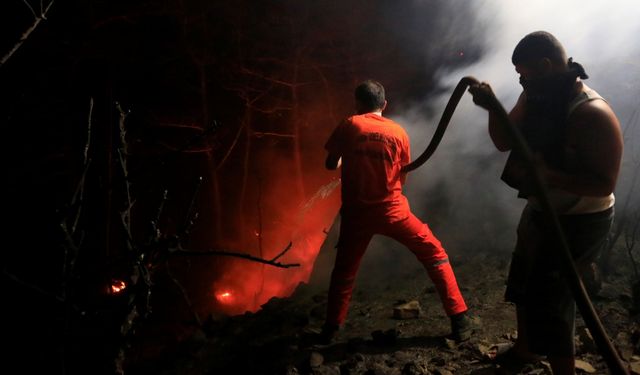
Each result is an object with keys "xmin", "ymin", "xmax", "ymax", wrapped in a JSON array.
[
  {"xmin": 216, "ymin": 291, "xmax": 234, "ymax": 303},
  {"xmin": 110, "ymin": 279, "xmax": 127, "ymax": 295}
]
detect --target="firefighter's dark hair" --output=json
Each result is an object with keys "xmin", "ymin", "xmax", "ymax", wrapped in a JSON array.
[
  {"xmin": 355, "ymin": 80, "xmax": 386, "ymax": 112},
  {"xmin": 512, "ymin": 31, "xmax": 568, "ymax": 67}
]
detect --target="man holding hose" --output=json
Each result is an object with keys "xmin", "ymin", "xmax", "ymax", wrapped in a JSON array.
[
  {"xmin": 319, "ymin": 79, "xmax": 473, "ymax": 344},
  {"xmin": 468, "ymin": 31, "xmax": 623, "ymax": 374}
]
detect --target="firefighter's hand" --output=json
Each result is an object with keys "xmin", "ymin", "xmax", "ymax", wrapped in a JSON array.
[{"xmin": 468, "ymin": 82, "xmax": 499, "ymax": 112}]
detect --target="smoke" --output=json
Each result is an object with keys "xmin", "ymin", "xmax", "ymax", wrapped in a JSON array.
[
  {"xmin": 345, "ymin": 0, "xmax": 640, "ymax": 287},
  {"xmin": 383, "ymin": 0, "xmax": 640, "ymax": 264},
  {"xmin": 209, "ymin": 0, "xmax": 640, "ymax": 311}
]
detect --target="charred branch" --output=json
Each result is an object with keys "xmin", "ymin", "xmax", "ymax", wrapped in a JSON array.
[
  {"xmin": 150, "ymin": 190, "xmax": 168, "ymax": 244},
  {"xmin": 252, "ymin": 131, "xmax": 295, "ymax": 138},
  {"xmin": 178, "ymin": 176, "xmax": 202, "ymax": 239},
  {"xmin": 216, "ymin": 121, "xmax": 246, "ymax": 171},
  {"xmin": 175, "ymin": 242, "xmax": 299, "ymax": 268}
]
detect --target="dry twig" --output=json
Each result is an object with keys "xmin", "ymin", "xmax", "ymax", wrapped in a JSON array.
[
  {"xmin": 175, "ymin": 242, "xmax": 299, "ymax": 268},
  {"xmin": 1, "ymin": 0, "xmax": 55, "ymax": 67}
]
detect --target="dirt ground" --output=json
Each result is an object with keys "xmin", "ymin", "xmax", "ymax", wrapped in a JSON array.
[{"xmin": 125, "ymin": 236, "xmax": 640, "ymax": 375}]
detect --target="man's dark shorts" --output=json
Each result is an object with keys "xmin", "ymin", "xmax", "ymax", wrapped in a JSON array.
[{"xmin": 505, "ymin": 204, "xmax": 614, "ymax": 357}]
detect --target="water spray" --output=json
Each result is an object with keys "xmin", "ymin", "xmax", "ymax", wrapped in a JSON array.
[{"xmin": 405, "ymin": 76, "xmax": 629, "ymax": 375}]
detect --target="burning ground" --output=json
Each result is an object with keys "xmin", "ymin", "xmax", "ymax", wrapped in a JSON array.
[{"xmin": 125, "ymin": 235, "xmax": 640, "ymax": 375}]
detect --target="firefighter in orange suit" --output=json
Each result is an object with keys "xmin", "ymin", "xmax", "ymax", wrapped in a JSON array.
[{"xmin": 320, "ymin": 79, "xmax": 473, "ymax": 343}]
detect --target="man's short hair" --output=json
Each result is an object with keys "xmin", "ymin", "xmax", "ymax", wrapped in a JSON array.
[
  {"xmin": 355, "ymin": 80, "xmax": 385, "ymax": 112},
  {"xmin": 512, "ymin": 31, "xmax": 567, "ymax": 67}
]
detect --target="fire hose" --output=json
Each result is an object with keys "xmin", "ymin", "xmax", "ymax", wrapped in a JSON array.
[{"xmin": 404, "ymin": 76, "xmax": 629, "ymax": 375}]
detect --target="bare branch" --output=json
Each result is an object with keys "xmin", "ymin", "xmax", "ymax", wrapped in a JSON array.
[
  {"xmin": 216, "ymin": 122, "xmax": 246, "ymax": 171},
  {"xmin": 151, "ymin": 190, "xmax": 168, "ymax": 243},
  {"xmin": 59, "ymin": 98, "xmax": 96, "ymax": 296},
  {"xmin": 252, "ymin": 131, "xmax": 295, "ymax": 138},
  {"xmin": 269, "ymin": 241, "xmax": 293, "ymax": 263},
  {"xmin": 174, "ymin": 242, "xmax": 299, "ymax": 269},
  {"xmin": 1, "ymin": 0, "xmax": 55, "ymax": 67},
  {"xmin": 67, "ymin": 98, "xmax": 95, "ymax": 233},
  {"xmin": 237, "ymin": 66, "xmax": 312, "ymax": 89},
  {"xmin": 116, "ymin": 102, "xmax": 133, "ymax": 235},
  {"xmin": 84, "ymin": 98, "xmax": 93, "ymax": 165},
  {"xmin": 21, "ymin": 0, "xmax": 37, "ymax": 19},
  {"xmin": 119, "ymin": 201, "xmax": 137, "ymax": 252},
  {"xmin": 155, "ymin": 122, "xmax": 205, "ymax": 131},
  {"xmin": 69, "ymin": 159, "xmax": 91, "ymax": 234}
]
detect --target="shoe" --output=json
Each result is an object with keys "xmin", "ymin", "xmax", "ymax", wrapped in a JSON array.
[
  {"xmin": 319, "ymin": 323, "xmax": 339, "ymax": 344},
  {"xmin": 300, "ymin": 324, "xmax": 339, "ymax": 347},
  {"xmin": 449, "ymin": 311, "xmax": 478, "ymax": 342}
]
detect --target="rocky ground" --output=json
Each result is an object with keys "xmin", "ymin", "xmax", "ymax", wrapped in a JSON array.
[{"xmin": 124, "ymin": 239, "xmax": 640, "ymax": 375}]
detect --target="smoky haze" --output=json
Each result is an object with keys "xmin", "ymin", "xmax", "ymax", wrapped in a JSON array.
[{"xmin": 343, "ymin": 0, "xmax": 640, "ymax": 287}]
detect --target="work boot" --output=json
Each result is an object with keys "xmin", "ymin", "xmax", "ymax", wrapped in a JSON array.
[
  {"xmin": 300, "ymin": 323, "xmax": 339, "ymax": 347},
  {"xmin": 318, "ymin": 323, "xmax": 339, "ymax": 345},
  {"xmin": 450, "ymin": 311, "xmax": 478, "ymax": 342}
]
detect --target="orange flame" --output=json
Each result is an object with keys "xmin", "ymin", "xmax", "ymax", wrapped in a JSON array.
[
  {"xmin": 110, "ymin": 279, "xmax": 127, "ymax": 295},
  {"xmin": 211, "ymin": 178, "xmax": 341, "ymax": 316}
]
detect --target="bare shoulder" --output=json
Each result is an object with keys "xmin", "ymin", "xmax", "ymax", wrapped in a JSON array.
[
  {"xmin": 569, "ymin": 92, "xmax": 621, "ymax": 132},
  {"xmin": 567, "ymin": 89, "xmax": 623, "ymax": 157}
]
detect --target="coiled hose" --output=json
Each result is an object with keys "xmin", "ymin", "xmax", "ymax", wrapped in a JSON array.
[{"xmin": 404, "ymin": 76, "xmax": 629, "ymax": 375}]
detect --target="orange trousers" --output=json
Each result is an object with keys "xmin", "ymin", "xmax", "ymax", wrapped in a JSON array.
[{"xmin": 326, "ymin": 210, "xmax": 468, "ymax": 327}]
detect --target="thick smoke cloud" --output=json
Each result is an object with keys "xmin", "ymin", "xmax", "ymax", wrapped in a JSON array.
[{"xmin": 352, "ymin": 0, "xmax": 640, "ymax": 284}]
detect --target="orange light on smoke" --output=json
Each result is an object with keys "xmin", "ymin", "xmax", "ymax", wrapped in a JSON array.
[
  {"xmin": 110, "ymin": 279, "xmax": 127, "ymax": 295},
  {"xmin": 216, "ymin": 291, "xmax": 234, "ymax": 304}
]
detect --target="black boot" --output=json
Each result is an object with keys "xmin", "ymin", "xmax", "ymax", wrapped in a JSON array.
[
  {"xmin": 450, "ymin": 311, "xmax": 476, "ymax": 342},
  {"xmin": 301, "ymin": 323, "xmax": 339, "ymax": 347},
  {"xmin": 318, "ymin": 323, "xmax": 339, "ymax": 345}
]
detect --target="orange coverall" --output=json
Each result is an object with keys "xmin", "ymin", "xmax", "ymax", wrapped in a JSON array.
[{"xmin": 324, "ymin": 113, "xmax": 468, "ymax": 327}]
